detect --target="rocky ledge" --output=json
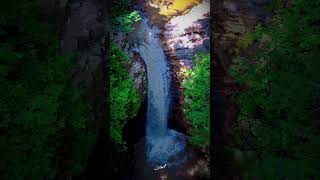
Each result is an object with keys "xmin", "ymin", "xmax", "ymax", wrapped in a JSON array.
[{"xmin": 112, "ymin": 32, "xmax": 148, "ymax": 102}]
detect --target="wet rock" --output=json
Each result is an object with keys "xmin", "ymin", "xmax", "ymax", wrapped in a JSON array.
[
  {"xmin": 113, "ymin": 32, "xmax": 148, "ymax": 101},
  {"xmin": 130, "ymin": 53, "xmax": 148, "ymax": 101}
]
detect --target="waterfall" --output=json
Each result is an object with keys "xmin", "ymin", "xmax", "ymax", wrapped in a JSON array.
[{"xmin": 131, "ymin": 17, "xmax": 188, "ymax": 168}]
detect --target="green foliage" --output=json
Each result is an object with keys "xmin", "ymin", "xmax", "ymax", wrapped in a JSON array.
[
  {"xmin": 112, "ymin": 11, "xmax": 141, "ymax": 33},
  {"xmin": 237, "ymin": 24, "xmax": 264, "ymax": 51},
  {"xmin": 238, "ymin": 33, "xmax": 255, "ymax": 50},
  {"xmin": 182, "ymin": 53, "xmax": 210, "ymax": 146},
  {"xmin": 0, "ymin": 1, "xmax": 95, "ymax": 179},
  {"xmin": 110, "ymin": 44, "xmax": 140, "ymax": 145},
  {"xmin": 111, "ymin": 0, "xmax": 141, "ymax": 33},
  {"xmin": 268, "ymin": 0, "xmax": 283, "ymax": 11},
  {"xmin": 230, "ymin": 0, "xmax": 320, "ymax": 179}
]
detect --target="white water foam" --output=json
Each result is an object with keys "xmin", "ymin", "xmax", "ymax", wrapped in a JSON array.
[{"xmin": 131, "ymin": 17, "xmax": 188, "ymax": 168}]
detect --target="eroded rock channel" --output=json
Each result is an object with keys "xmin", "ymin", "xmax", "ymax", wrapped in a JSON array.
[{"xmin": 113, "ymin": 0, "xmax": 210, "ymax": 179}]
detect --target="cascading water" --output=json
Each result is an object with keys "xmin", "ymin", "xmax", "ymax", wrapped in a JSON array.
[{"xmin": 131, "ymin": 16, "xmax": 188, "ymax": 168}]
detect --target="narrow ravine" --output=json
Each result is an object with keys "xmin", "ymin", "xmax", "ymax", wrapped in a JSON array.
[
  {"xmin": 123, "ymin": 0, "xmax": 210, "ymax": 179},
  {"xmin": 133, "ymin": 16, "xmax": 189, "ymax": 167},
  {"xmin": 129, "ymin": 13, "xmax": 190, "ymax": 176}
]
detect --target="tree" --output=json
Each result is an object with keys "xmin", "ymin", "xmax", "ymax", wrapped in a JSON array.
[
  {"xmin": 182, "ymin": 52, "xmax": 210, "ymax": 146},
  {"xmin": 111, "ymin": 0, "xmax": 141, "ymax": 33},
  {"xmin": 230, "ymin": 0, "xmax": 320, "ymax": 179},
  {"xmin": 110, "ymin": 44, "xmax": 140, "ymax": 145},
  {"xmin": 0, "ymin": 1, "xmax": 95, "ymax": 179}
]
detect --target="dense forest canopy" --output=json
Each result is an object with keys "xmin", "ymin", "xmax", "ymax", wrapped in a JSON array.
[
  {"xmin": 0, "ymin": 1, "xmax": 95, "ymax": 179},
  {"xmin": 231, "ymin": 0, "xmax": 320, "ymax": 179},
  {"xmin": 183, "ymin": 52, "xmax": 210, "ymax": 146}
]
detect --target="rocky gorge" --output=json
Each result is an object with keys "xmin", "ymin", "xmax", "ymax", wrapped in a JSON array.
[
  {"xmin": 111, "ymin": 0, "xmax": 274, "ymax": 178},
  {"xmin": 33, "ymin": 0, "xmax": 274, "ymax": 179},
  {"xmin": 114, "ymin": 0, "xmax": 211, "ymax": 179}
]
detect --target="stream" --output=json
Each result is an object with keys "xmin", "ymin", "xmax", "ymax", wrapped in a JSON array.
[{"xmin": 131, "ymin": 16, "xmax": 189, "ymax": 168}]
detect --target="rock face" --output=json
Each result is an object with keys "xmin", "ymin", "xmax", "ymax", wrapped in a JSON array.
[
  {"xmin": 60, "ymin": 1, "xmax": 107, "ymax": 95},
  {"xmin": 160, "ymin": 0, "xmax": 210, "ymax": 135},
  {"xmin": 143, "ymin": 0, "xmax": 203, "ymax": 26},
  {"xmin": 162, "ymin": 0, "xmax": 210, "ymax": 83},
  {"xmin": 112, "ymin": 33, "xmax": 148, "ymax": 101}
]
